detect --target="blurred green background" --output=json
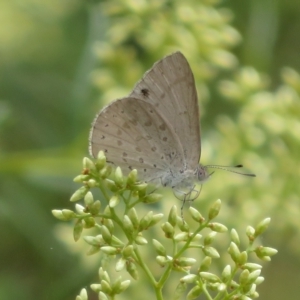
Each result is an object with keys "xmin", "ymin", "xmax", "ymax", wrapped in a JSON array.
[{"xmin": 1, "ymin": 0, "xmax": 300, "ymax": 299}]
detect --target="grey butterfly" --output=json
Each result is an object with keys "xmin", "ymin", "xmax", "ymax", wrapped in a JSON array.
[{"xmin": 89, "ymin": 52, "xmax": 255, "ymax": 203}]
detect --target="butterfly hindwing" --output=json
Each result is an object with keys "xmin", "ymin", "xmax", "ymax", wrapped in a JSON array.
[{"xmin": 90, "ymin": 97, "xmax": 185, "ymax": 183}]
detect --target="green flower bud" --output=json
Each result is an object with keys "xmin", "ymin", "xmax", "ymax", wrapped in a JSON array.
[
  {"xmin": 84, "ymin": 235, "xmax": 103, "ymax": 246},
  {"xmin": 208, "ymin": 199, "xmax": 221, "ymax": 220},
  {"xmin": 246, "ymin": 226, "xmax": 255, "ymax": 241},
  {"xmin": 109, "ymin": 194, "xmax": 120, "ymax": 208},
  {"xmin": 95, "ymin": 151, "xmax": 106, "ymax": 170},
  {"xmin": 127, "ymin": 169, "xmax": 138, "ymax": 185},
  {"xmin": 176, "ymin": 216, "xmax": 190, "ymax": 232},
  {"xmin": 87, "ymin": 179, "xmax": 97, "ymax": 187},
  {"xmin": 180, "ymin": 274, "xmax": 198, "ymax": 283},
  {"xmin": 52, "ymin": 210, "xmax": 64, "ymax": 220},
  {"xmin": 99, "ymin": 165, "xmax": 112, "ymax": 178},
  {"xmin": 73, "ymin": 174, "xmax": 90, "ymax": 183},
  {"xmin": 176, "ymin": 257, "xmax": 197, "ymax": 267},
  {"xmin": 187, "ymin": 285, "xmax": 203, "ymax": 299},
  {"xmin": 222, "ymin": 265, "xmax": 232, "ymax": 282},
  {"xmin": 103, "ymin": 218, "xmax": 114, "ymax": 233},
  {"xmin": 90, "ymin": 200, "xmax": 101, "ymax": 215},
  {"xmin": 255, "ymin": 276, "xmax": 265, "ymax": 285},
  {"xmin": 127, "ymin": 208, "xmax": 139, "ymax": 228},
  {"xmin": 156, "ymin": 255, "xmax": 172, "ymax": 267},
  {"xmin": 168, "ymin": 205, "xmax": 178, "ymax": 226},
  {"xmin": 84, "ymin": 191, "xmax": 94, "ymax": 206},
  {"xmin": 148, "ymin": 213, "xmax": 164, "ymax": 227},
  {"xmin": 189, "ymin": 207, "xmax": 204, "ymax": 223},
  {"xmin": 161, "ymin": 222, "xmax": 175, "ymax": 238},
  {"xmin": 174, "ymin": 232, "xmax": 189, "ymax": 242},
  {"xmin": 122, "ymin": 215, "xmax": 134, "ymax": 235},
  {"xmin": 174, "ymin": 282, "xmax": 187, "ymax": 299},
  {"xmin": 111, "ymin": 276, "xmax": 122, "ymax": 293},
  {"xmin": 83, "ymin": 217, "xmax": 96, "ymax": 228},
  {"xmin": 111, "ymin": 235, "xmax": 124, "ymax": 247},
  {"xmin": 86, "ymin": 245, "xmax": 101, "ymax": 256},
  {"xmin": 152, "ymin": 239, "xmax": 166, "ymax": 256},
  {"xmin": 208, "ymin": 222, "xmax": 228, "ymax": 233},
  {"xmin": 105, "ymin": 179, "xmax": 118, "ymax": 192},
  {"xmin": 231, "ymin": 229, "xmax": 240, "ymax": 245},
  {"xmin": 218, "ymin": 283, "xmax": 226, "ymax": 292},
  {"xmin": 114, "ymin": 167, "xmax": 124, "ymax": 186},
  {"xmin": 70, "ymin": 186, "xmax": 89, "ymax": 202},
  {"xmin": 255, "ymin": 218, "xmax": 271, "ymax": 237},
  {"xmin": 75, "ymin": 204, "xmax": 86, "ymax": 214},
  {"xmin": 101, "ymin": 279, "xmax": 112, "ymax": 294},
  {"xmin": 247, "ymin": 270, "xmax": 261, "ymax": 284},
  {"xmin": 204, "ymin": 232, "xmax": 217, "ymax": 245},
  {"xmin": 203, "ymin": 246, "xmax": 220, "ymax": 259},
  {"xmin": 200, "ymin": 256, "xmax": 212, "ymax": 272},
  {"xmin": 132, "ymin": 182, "xmax": 148, "ymax": 191},
  {"xmin": 135, "ymin": 234, "xmax": 148, "ymax": 245},
  {"xmin": 142, "ymin": 193, "xmax": 162, "ymax": 204},
  {"xmin": 238, "ymin": 251, "xmax": 248, "ymax": 265},
  {"xmin": 73, "ymin": 219, "xmax": 83, "ymax": 241},
  {"xmin": 83, "ymin": 157, "xmax": 96, "ymax": 171},
  {"xmin": 99, "ymin": 267, "xmax": 110, "ymax": 282},
  {"xmin": 90, "ymin": 283, "xmax": 101, "ymax": 292},
  {"xmin": 242, "ymin": 263, "xmax": 262, "ymax": 271},
  {"xmin": 101, "ymin": 246, "xmax": 119, "ymax": 255},
  {"xmin": 53, "ymin": 209, "xmax": 75, "ymax": 221},
  {"xmin": 101, "ymin": 225, "xmax": 112, "ymax": 243},
  {"xmin": 122, "ymin": 245, "xmax": 134, "ymax": 258},
  {"xmin": 255, "ymin": 246, "xmax": 278, "ymax": 257},
  {"xmin": 98, "ymin": 291, "xmax": 108, "ymax": 300},
  {"xmin": 228, "ymin": 242, "xmax": 240, "ymax": 262},
  {"xmin": 239, "ymin": 269, "xmax": 249, "ymax": 285},
  {"xmin": 77, "ymin": 288, "xmax": 88, "ymax": 300},
  {"xmin": 117, "ymin": 280, "xmax": 131, "ymax": 293},
  {"xmin": 116, "ymin": 257, "xmax": 126, "ymax": 272},
  {"xmin": 139, "ymin": 211, "xmax": 153, "ymax": 231},
  {"xmin": 200, "ymin": 272, "xmax": 221, "ymax": 283},
  {"xmin": 126, "ymin": 261, "xmax": 139, "ymax": 280}
]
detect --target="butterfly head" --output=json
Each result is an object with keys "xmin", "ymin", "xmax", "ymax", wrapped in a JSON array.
[{"xmin": 197, "ymin": 164, "xmax": 211, "ymax": 183}]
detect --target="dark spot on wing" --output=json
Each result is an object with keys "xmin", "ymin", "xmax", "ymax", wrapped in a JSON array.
[
  {"xmin": 123, "ymin": 152, "xmax": 128, "ymax": 157},
  {"xmin": 159, "ymin": 123, "xmax": 166, "ymax": 131},
  {"xmin": 141, "ymin": 88, "xmax": 150, "ymax": 97},
  {"xmin": 139, "ymin": 158, "xmax": 144, "ymax": 163}
]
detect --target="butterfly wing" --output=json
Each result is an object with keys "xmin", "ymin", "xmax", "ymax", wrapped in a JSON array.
[
  {"xmin": 89, "ymin": 97, "xmax": 185, "ymax": 184},
  {"xmin": 129, "ymin": 51, "xmax": 201, "ymax": 170}
]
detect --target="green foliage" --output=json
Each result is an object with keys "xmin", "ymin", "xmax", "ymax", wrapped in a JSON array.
[
  {"xmin": 1, "ymin": 0, "xmax": 300, "ymax": 299},
  {"xmin": 53, "ymin": 152, "xmax": 277, "ymax": 299}
]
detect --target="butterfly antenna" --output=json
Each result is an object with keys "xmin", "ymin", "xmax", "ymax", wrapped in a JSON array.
[{"xmin": 205, "ymin": 164, "xmax": 256, "ymax": 177}]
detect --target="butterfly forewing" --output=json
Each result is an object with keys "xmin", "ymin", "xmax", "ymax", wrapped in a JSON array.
[
  {"xmin": 129, "ymin": 52, "xmax": 201, "ymax": 170},
  {"xmin": 89, "ymin": 97, "xmax": 185, "ymax": 184}
]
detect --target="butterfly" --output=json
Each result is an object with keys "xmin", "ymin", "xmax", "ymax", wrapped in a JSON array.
[{"xmin": 89, "ymin": 52, "xmax": 255, "ymax": 204}]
